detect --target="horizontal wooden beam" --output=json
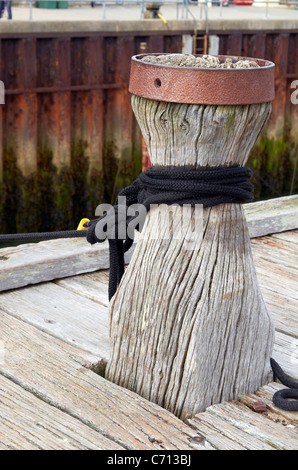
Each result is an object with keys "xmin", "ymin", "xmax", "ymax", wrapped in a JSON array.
[
  {"xmin": 244, "ymin": 194, "xmax": 298, "ymax": 238},
  {"xmin": 0, "ymin": 195, "xmax": 297, "ymax": 292}
]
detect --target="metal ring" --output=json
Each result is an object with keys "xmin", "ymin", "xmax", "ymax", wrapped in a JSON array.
[{"xmin": 129, "ymin": 53, "xmax": 275, "ymax": 105}]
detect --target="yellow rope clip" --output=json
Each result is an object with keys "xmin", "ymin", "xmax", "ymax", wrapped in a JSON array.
[
  {"xmin": 77, "ymin": 218, "xmax": 90, "ymax": 231},
  {"xmin": 157, "ymin": 12, "xmax": 167, "ymax": 24}
]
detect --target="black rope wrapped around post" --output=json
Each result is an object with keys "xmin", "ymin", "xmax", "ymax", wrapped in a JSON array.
[{"xmin": 86, "ymin": 165, "xmax": 254, "ymax": 300}]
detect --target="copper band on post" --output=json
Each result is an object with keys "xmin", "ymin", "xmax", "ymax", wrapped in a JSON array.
[{"xmin": 129, "ymin": 54, "xmax": 275, "ymax": 105}]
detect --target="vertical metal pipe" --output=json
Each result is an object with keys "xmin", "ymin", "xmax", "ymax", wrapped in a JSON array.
[
  {"xmin": 140, "ymin": 0, "xmax": 145, "ymax": 19},
  {"xmin": 205, "ymin": 0, "xmax": 208, "ymax": 34},
  {"xmin": 29, "ymin": 0, "xmax": 33, "ymax": 20}
]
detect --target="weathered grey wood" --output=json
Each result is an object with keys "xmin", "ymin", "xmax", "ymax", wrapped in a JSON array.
[
  {"xmin": 0, "ymin": 283, "xmax": 109, "ymax": 361},
  {"xmin": 105, "ymin": 97, "xmax": 275, "ymax": 419},
  {"xmin": 0, "ymin": 374, "xmax": 123, "ymax": 450},
  {"xmin": 0, "ymin": 309, "xmax": 205, "ymax": 451},
  {"xmin": 0, "ymin": 238, "xmax": 108, "ymax": 292},
  {"xmin": 56, "ymin": 271, "xmax": 109, "ymax": 308},
  {"xmin": 0, "ymin": 230, "xmax": 296, "ymax": 379},
  {"xmin": 188, "ymin": 382, "xmax": 298, "ymax": 450},
  {"xmin": 0, "ymin": 230, "xmax": 297, "ymax": 450},
  {"xmin": 262, "ymin": 288, "xmax": 298, "ymax": 337},
  {"xmin": 0, "ymin": 196, "xmax": 296, "ymax": 293},
  {"xmin": 188, "ymin": 410, "xmax": 273, "ymax": 450},
  {"xmin": 270, "ymin": 230, "xmax": 298, "ymax": 244}
]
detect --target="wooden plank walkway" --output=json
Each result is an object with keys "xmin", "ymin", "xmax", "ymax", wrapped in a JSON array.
[{"xmin": 0, "ymin": 204, "xmax": 297, "ymax": 449}]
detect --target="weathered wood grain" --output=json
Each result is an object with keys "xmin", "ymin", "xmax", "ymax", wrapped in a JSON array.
[
  {"xmin": 0, "ymin": 196, "xmax": 296, "ymax": 293},
  {"xmin": 251, "ymin": 234, "xmax": 298, "ymax": 274},
  {"xmin": 105, "ymin": 97, "xmax": 275, "ymax": 419},
  {"xmin": 0, "ymin": 230, "xmax": 297, "ymax": 450},
  {"xmin": 262, "ymin": 289, "xmax": 298, "ymax": 338},
  {"xmin": 250, "ymin": 232, "xmax": 298, "ymax": 343},
  {"xmin": 239, "ymin": 382, "xmax": 298, "ymax": 425},
  {"xmin": 243, "ymin": 195, "xmax": 298, "ymax": 238},
  {"xmin": 272, "ymin": 331, "xmax": 298, "ymax": 381},
  {"xmin": 0, "ymin": 374, "xmax": 123, "ymax": 450},
  {"xmin": 0, "ymin": 231, "xmax": 295, "ymax": 375},
  {"xmin": 0, "ymin": 237, "xmax": 109, "ymax": 292},
  {"xmin": 0, "ymin": 309, "xmax": 206, "ymax": 451}
]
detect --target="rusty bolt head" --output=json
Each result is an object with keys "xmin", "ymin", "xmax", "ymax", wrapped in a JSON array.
[{"xmin": 252, "ymin": 400, "xmax": 267, "ymax": 412}]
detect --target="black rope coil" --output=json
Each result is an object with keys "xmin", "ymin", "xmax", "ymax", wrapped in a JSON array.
[{"xmin": 86, "ymin": 165, "xmax": 298, "ymax": 412}]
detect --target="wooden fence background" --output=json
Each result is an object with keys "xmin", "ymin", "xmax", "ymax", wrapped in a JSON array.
[{"xmin": 0, "ymin": 28, "xmax": 297, "ymax": 234}]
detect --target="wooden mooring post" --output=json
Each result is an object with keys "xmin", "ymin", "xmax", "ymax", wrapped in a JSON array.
[{"xmin": 105, "ymin": 54, "xmax": 277, "ymax": 420}]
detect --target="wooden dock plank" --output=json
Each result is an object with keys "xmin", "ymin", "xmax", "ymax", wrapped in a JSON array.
[
  {"xmin": 239, "ymin": 382, "xmax": 298, "ymax": 426},
  {"xmin": 263, "ymin": 289, "xmax": 298, "ymax": 340},
  {"xmin": 0, "ymin": 223, "xmax": 297, "ymax": 450},
  {"xmin": 0, "ymin": 374, "xmax": 124, "ymax": 450},
  {"xmin": 251, "ymin": 233, "xmax": 298, "ymax": 272},
  {"xmin": 243, "ymin": 195, "xmax": 298, "ymax": 239},
  {"xmin": 254, "ymin": 255, "xmax": 297, "ymax": 301},
  {"xmin": 250, "ymin": 232, "xmax": 298, "ymax": 342},
  {"xmin": 0, "ymin": 283, "xmax": 109, "ymax": 361},
  {"xmin": 187, "ymin": 411, "xmax": 274, "ymax": 450},
  {"xmin": 0, "ymin": 309, "xmax": 206, "ymax": 451}
]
